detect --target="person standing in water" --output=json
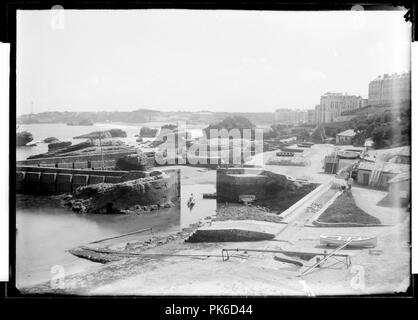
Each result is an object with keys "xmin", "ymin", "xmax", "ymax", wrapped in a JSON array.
[{"xmin": 187, "ymin": 193, "xmax": 195, "ymax": 208}]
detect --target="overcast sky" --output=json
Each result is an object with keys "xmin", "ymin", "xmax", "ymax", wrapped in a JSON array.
[{"xmin": 17, "ymin": 9, "xmax": 411, "ymax": 115}]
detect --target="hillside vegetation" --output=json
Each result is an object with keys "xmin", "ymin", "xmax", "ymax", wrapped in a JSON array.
[{"xmin": 311, "ymin": 102, "xmax": 410, "ymax": 149}]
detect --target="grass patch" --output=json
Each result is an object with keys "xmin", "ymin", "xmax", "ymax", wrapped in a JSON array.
[{"xmin": 317, "ymin": 190, "xmax": 381, "ymax": 224}]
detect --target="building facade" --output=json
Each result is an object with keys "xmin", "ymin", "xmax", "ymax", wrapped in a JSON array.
[
  {"xmin": 315, "ymin": 92, "xmax": 363, "ymax": 124},
  {"xmin": 275, "ymin": 108, "xmax": 311, "ymax": 125},
  {"xmin": 368, "ymin": 72, "xmax": 411, "ymax": 106},
  {"xmin": 307, "ymin": 109, "xmax": 316, "ymax": 124},
  {"xmin": 336, "ymin": 129, "xmax": 356, "ymax": 145}
]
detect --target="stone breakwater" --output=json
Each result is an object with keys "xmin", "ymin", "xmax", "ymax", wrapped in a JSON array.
[
  {"xmin": 61, "ymin": 169, "xmax": 180, "ymax": 214},
  {"xmin": 16, "ymin": 166, "xmax": 129, "ymax": 195}
]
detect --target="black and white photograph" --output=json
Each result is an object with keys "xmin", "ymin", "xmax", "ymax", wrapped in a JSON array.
[{"xmin": 2, "ymin": 2, "xmax": 415, "ymax": 302}]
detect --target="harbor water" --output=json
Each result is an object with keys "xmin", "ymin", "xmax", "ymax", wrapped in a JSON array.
[{"xmin": 16, "ymin": 123, "xmax": 214, "ymax": 288}]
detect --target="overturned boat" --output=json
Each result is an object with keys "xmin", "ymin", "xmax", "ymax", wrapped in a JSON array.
[
  {"xmin": 337, "ymin": 150, "xmax": 360, "ymax": 159},
  {"xmin": 320, "ymin": 234, "xmax": 377, "ymax": 248},
  {"xmin": 297, "ymin": 143, "xmax": 312, "ymax": 148}
]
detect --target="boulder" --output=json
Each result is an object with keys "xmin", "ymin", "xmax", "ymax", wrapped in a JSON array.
[
  {"xmin": 16, "ymin": 131, "xmax": 33, "ymax": 146},
  {"xmin": 43, "ymin": 137, "xmax": 59, "ymax": 143},
  {"xmin": 139, "ymin": 127, "xmax": 158, "ymax": 138},
  {"xmin": 115, "ymin": 153, "xmax": 151, "ymax": 171}
]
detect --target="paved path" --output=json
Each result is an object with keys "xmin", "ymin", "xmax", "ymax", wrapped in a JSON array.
[
  {"xmin": 275, "ymin": 206, "xmax": 318, "ymax": 243},
  {"xmin": 275, "ymin": 187, "xmax": 332, "ymax": 243}
]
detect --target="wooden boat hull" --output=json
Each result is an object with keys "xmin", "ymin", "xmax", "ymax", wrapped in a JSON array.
[
  {"xmin": 320, "ymin": 235, "xmax": 377, "ymax": 248},
  {"xmin": 281, "ymin": 147, "xmax": 304, "ymax": 153},
  {"xmin": 337, "ymin": 151, "xmax": 360, "ymax": 159}
]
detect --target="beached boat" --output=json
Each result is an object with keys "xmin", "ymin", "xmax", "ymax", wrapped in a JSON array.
[
  {"xmin": 281, "ymin": 147, "xmax": 304, "ymax": 153},
  {"xmin": 297, "ymin": 143, "xmax": 312, "ymax": 148},
  {"xmin": 337, "ymin": 150, "xmax": 360, "ymax": 159},
  {"xmin": 320, "ymin": 234, "xmax": 377, "ymax": 248}
]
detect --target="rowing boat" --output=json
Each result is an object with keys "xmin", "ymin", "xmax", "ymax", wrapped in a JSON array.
[
  {"xmin": 297, "ymin": 143, "xmax": 312, "ymax": 148},
  {"xmin": 320, "ymin": 234, "xmax": 377, "ymax": 248},
  {"xmin": 337, "ymin": 150, "xmax": 360, "ymax": 159}
]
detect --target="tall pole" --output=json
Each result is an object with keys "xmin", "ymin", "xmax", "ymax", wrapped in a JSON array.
[{"xmin": 99, "ymin": 133, "xmax": 104, "ymax": 169}]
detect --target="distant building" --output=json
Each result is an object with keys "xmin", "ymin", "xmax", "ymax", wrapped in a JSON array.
[
  {"xmin": 315, "ymin": 92, "xmax": 363, "ymax": 124},
  {"xmin": 361, "ymin": 98, "xmax": 369, "ymax": 108},
  {"xmin": 275, "ymin": 108, "xmax": 309, "ymax": 125},
  {"xmin": 368, "ymin": 72, "xmax": 411, "ymax": 106},
  {"xmin": 307, "ymin": 110, "xmax": 316, "ymax": 124},
  {"xmin": 336, "ymin": 129, "xmax": 356, "ymax": 145},
  {"xmin": 314, "ymin": 105, "xmax": 321, "ymax": 124}
]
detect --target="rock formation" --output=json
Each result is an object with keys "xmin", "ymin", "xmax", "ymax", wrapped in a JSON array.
[
  {"xmin": 16, "ymin": 131, "xmax": 33, "ymax": 146},
  {"xmin": 43, "ymin": 137, "xmax": 59, "ymax": 143},
  {"xmin": 65, "ymin": 171, "xmax": 179, "ymax": 214},
  {"xmin": 73, "ymin": 129, "xmax": 127, "ymax": 139},
  {"xmin": 139, "ymin": 127, "xmax": 158, "ymax": 138},
  {"xmin": 115, "ymin": 153, "xmax": 152, "ymax": 171},
  {"xmin": 28, "ymin": 141, "xmax": 92, "ymax": 159}
]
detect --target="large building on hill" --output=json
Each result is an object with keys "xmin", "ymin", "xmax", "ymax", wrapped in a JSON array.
[
  {"xmin": 315, "ymin": 92, "xmax": 364, "ymax": 124},
  {"xmin": 368, "ymin": 72, "xmax": 411, "ymax": 106}
]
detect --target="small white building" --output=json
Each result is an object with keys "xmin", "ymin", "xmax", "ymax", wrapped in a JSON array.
[{"xmin": 336, "ymin": 129, "xmax": 356, "ymax": 145}]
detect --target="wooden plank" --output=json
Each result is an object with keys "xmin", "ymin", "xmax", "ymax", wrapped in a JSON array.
[
  {"xmin": 300, "ymin": 238, "xmax": 353, "ymax": 276},
  {"xmin": 222, "ymin": 248, "xmax": 351, "ymax": 258}
]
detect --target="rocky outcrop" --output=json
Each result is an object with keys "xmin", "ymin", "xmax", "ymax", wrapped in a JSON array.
[
  {"xmin": 43, "ymin": 137, "xmax": 59, "ymax": 143},
  {"xmin": 139, "ymin": 127, "xmax": 158, "ymax": 138},
  {"xmin": 63, "ymin": 170, "xmax": 179, "ymax": 214},
  {"xmin": 16, "ymin": 131, "xmax": 33, "ymax": 146},
  {"xmin": 74, "ymin": 129, "xmax": 127, "ymax": 139},
  {"xmin": 48, "ymin": 141, "xmax": 72, "ymax": 151},
  {"xmin": 115, "ymin": 153, "xmax": 152, "ymax": 171},
  {"xmin": 28, "ymin": 141, "xmax": 93, "ymax": 159},
  {"xmin": 161, "ymin": 124, "xmax": 178, "ymax": 131}
]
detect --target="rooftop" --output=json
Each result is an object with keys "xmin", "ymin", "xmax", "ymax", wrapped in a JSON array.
[
  {"xmin": 337, "ymin": 129, "xmax": 356, "ymax": 137},
  {"xmin": 357, "ymin": 161, "xmax": 410, "ymax": 174},
  {"xmin": 388, "ymin": 172, "xmax": 410, "ymax": 184}
]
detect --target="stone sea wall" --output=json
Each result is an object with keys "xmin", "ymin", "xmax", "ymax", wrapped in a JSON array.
[
  {"xmin": 16, "ymin": 151, "xmax": 137, "ymax": 167},
  {"xmin": 16, "ymin": 165, "xmax": 179, "ymax": 198}
]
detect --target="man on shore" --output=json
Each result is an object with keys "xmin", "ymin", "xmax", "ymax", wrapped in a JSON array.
[{"xmin": 347, "ymin": 176, "xmax": 353, "ymax": 190}]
